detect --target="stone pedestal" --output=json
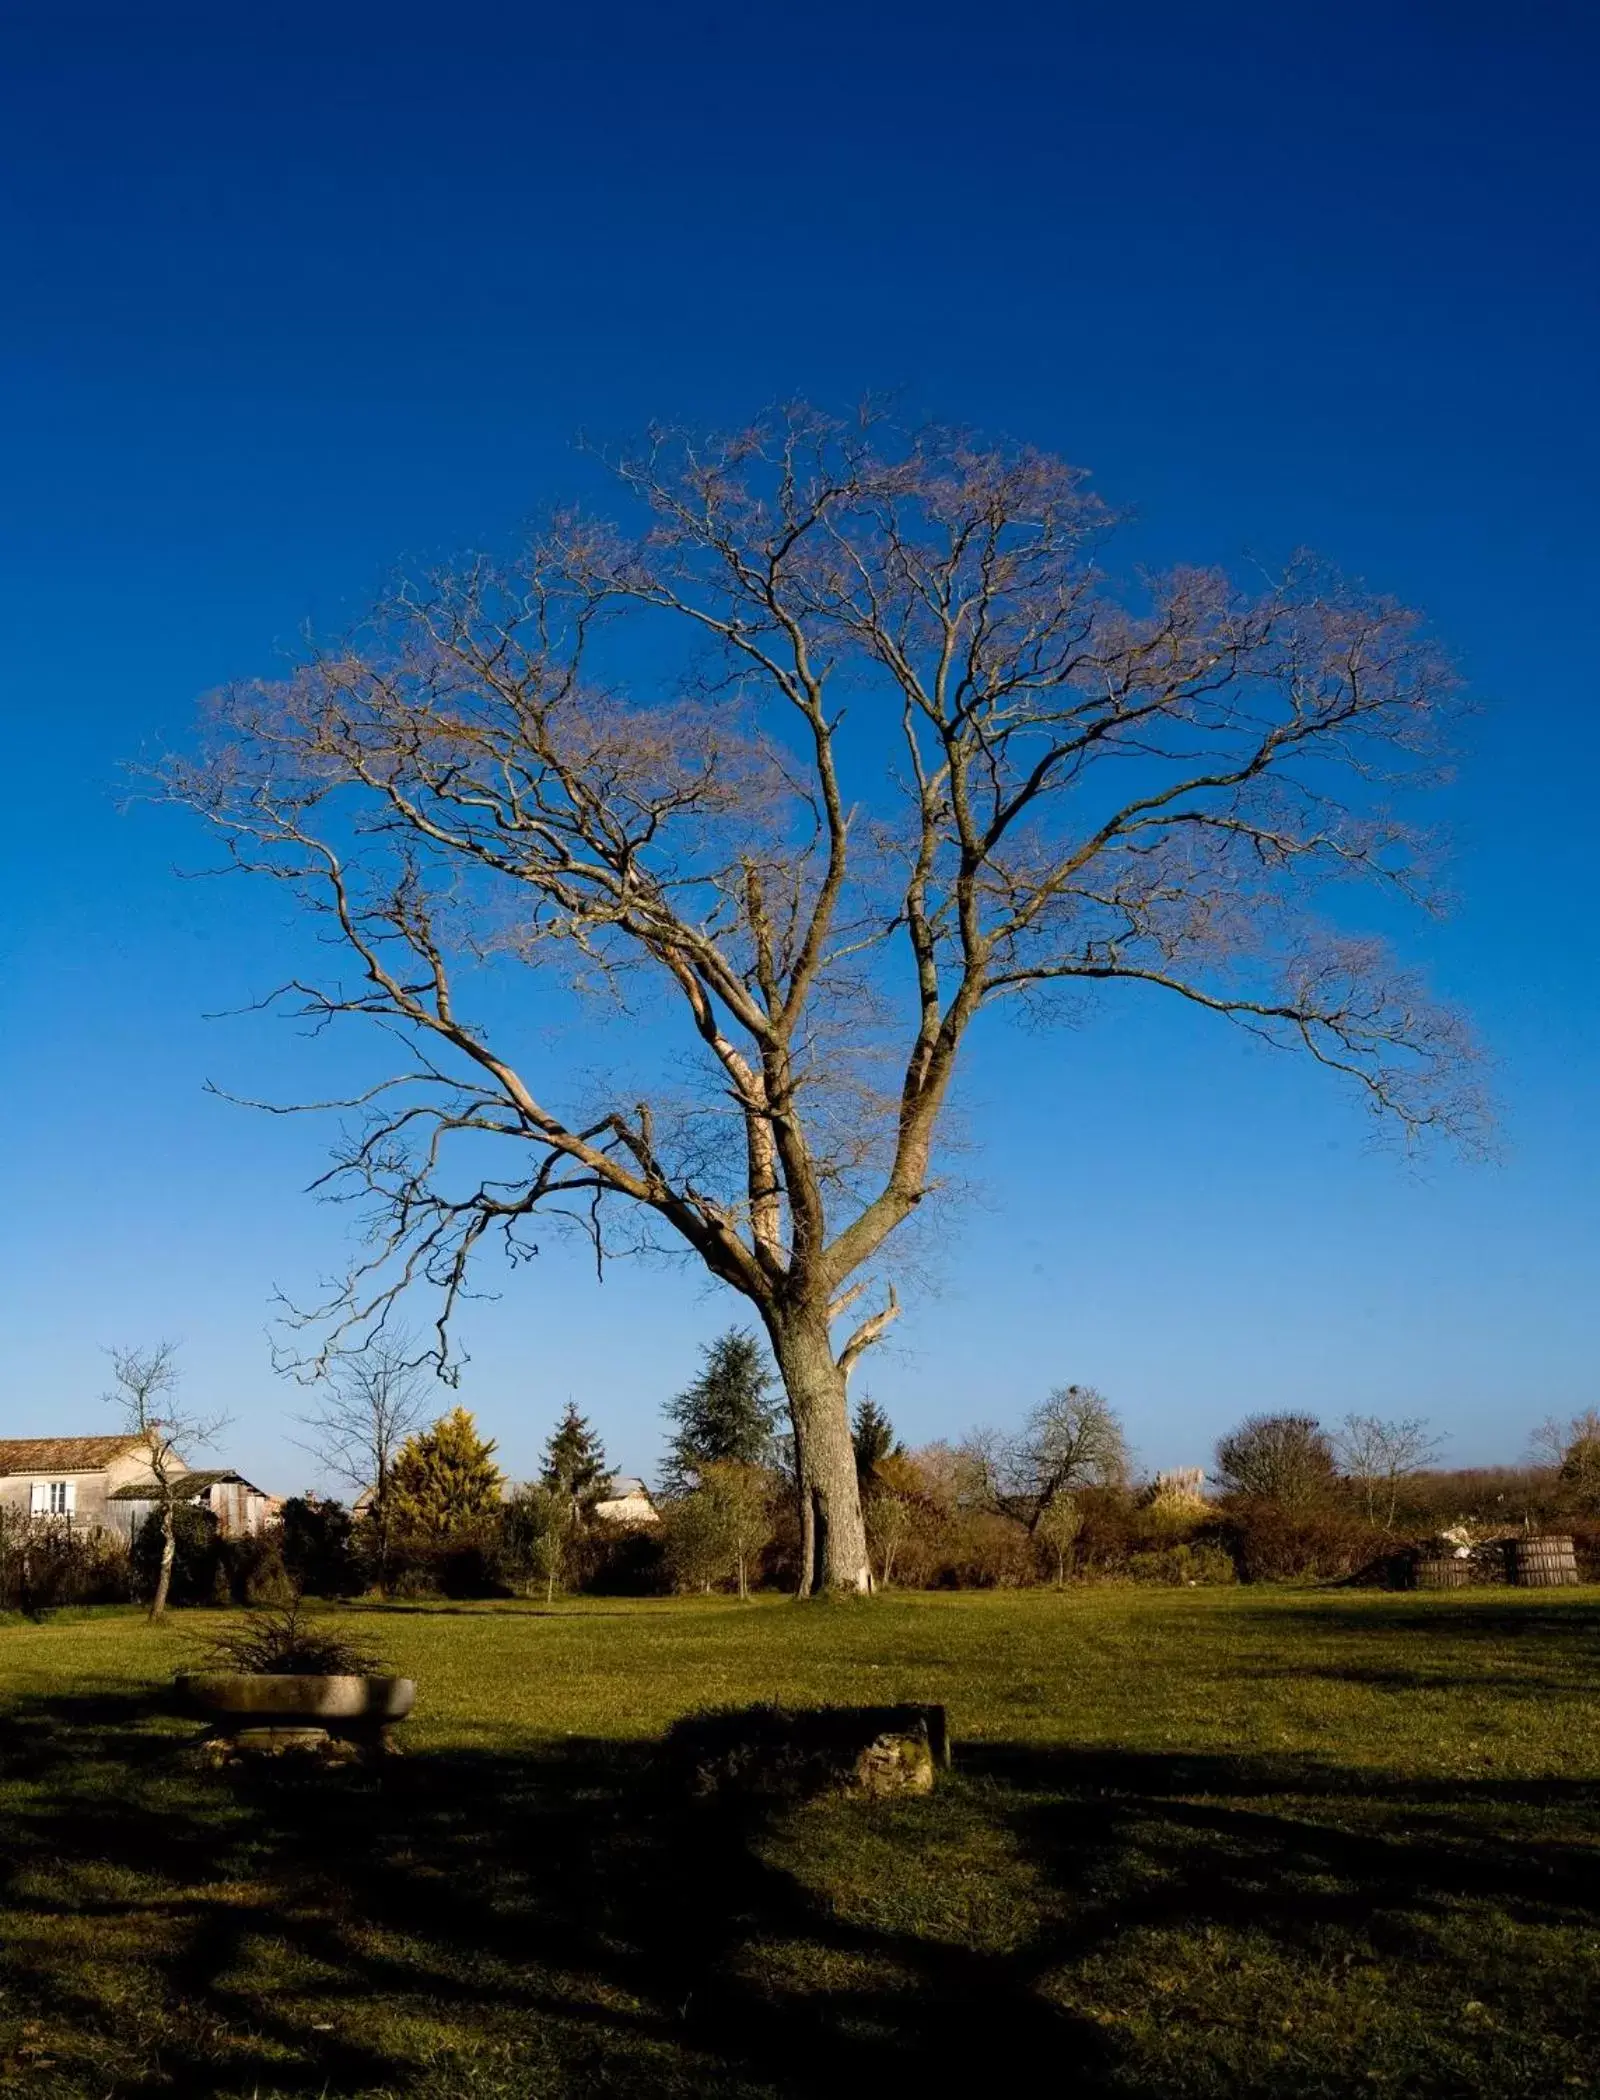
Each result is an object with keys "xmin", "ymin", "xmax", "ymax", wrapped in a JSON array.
[{"xmin": 178, "ymin": 1673, "xmax": 415, "ymax": 1769}]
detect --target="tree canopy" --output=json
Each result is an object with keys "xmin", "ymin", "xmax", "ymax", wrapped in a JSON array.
[
  {"xmin": 662, "ymin": 1330, "xmax": 781, "ymax": 1492},
  {"xmin": 169, "ymin": 403, "xmax": 1482, "ymax": 1592},
  {"xmin": 1213, "ymin": 1413, "xmax": 1337, "ymax": 1507},
  {"xmin": 541, "ymin": 1404, "xmax": 609, "ymax": 1522},
  {"xmin": 851, "ymin": 1396, "xmax": 901, "ymax": 1483},
  {"xmin": 1012, "ymin": 1385, "xmax": 1129, "ymax": 1527},
  {"xmin": 389, "ymin": 1406, "xmax": 505, "ymax": 1538}
]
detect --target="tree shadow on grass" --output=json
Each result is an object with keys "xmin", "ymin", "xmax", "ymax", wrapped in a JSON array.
[
  {"xmin": 1225, "ymin": 1594, "xmax": 1600, "ymax": 1703},
  {"xmin": 964, "ymin": 1740, "xmax": 1600, "ymax": 2097},
  {"xmin": 1233, "ymin": 1597, "xmax": 1600, "ymax": 1644},
  {"xmin": 3, "ymin": 1694, "xmax": 1599, "ymax": 2097},
  {"xmin": 0, "ymin": 1689, "xmax": 1121, "ymax": 2097}
]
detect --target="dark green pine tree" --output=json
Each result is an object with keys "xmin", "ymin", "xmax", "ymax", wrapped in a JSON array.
[
  {"xmin": 851, "ymin": 1394, "xmax": 901, "ymax": 1484},
  {"xmin": 662, "ymin": 1329, "xmax": 781, "ymax": 1493},
  {"xmin": 541, "ymin": 1403, "xmax": 609, "ymax": 1524}
]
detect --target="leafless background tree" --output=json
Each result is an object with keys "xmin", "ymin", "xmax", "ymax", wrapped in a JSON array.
[
  {"xmin": 104, "ymin": 1341, "xmax": 229, "ymax": 1620},
  {"xmin": 1006, "ymin": 1385, "xmax": 1130, "ymax": 1530},
  {"xmin": 1530, "ymin": 1410, "xmax": 1600, "ymax": 1511},
  {"xmin": 293, "ymin": 1333, "xmax": 429, "ymax": 1593},
  {"xmin": 1335, "ymin": 1412, "xmax": 1444, "ymax": 1529},
  {"xmin": 1529, "ymin": 1410, "xmax": 1600, "ymax": 1468},
  {"xmin": 167, "ymin": 404, "xmax": 1481, "ymax": 1591}
]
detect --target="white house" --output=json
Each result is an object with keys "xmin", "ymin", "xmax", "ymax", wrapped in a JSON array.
[
  {"xmin": 0, "ymin": 1437, "xmax": 278, "ymax": 1539},
  {"xmin": 592, "ymin": 1475, "xmax": 659, "ymax": 1526}
]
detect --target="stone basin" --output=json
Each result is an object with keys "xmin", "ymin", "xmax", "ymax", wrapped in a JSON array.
[{"xmin": 175, "ymin": 1673, "xmax": 416, "ymax": 1724}]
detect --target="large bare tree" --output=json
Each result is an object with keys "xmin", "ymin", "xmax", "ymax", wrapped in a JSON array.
[{"xmin": 167, "ymin": 406, "xmax": 1479, "ymax": 1593}]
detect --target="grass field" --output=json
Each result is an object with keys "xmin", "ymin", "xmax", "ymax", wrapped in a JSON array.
[{"xmin": 4, "ymin": 1587, "xmax": 1600, "ymax": 2097}]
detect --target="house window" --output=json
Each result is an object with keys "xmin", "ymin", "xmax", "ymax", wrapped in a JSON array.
[{"xmin": 29, "ymin": 1480, "xmax": 75, "ymax": 1516}]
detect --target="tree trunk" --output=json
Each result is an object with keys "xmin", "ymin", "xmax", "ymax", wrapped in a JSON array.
[
  {"xmin": 150, "ymin": 1503, "xmax": 176, "ymax": 1622},
  {"xmin": 771, "ymin": 1312, "xmax": 872, "ymax": 1596},
  {"xmin": 372, "ymin": 1478, "xmax": 393, "ymax": 1598}
]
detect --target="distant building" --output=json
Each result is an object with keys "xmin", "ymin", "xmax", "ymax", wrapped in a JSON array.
[
  {"xmin": 0, "ymin": 1436, "xmax": 278, "ymax": 1539},
  {"xmin": 0, "ymin": 1436, "xmax": 163, "ymax": 1530},
  {"xmin": 591, "ymin": 1474, "xmax": 659, "ymax": 1526},
  {"xmin": 109, "ymin": 1469, "xmax": 279, "ymax": 1539}
]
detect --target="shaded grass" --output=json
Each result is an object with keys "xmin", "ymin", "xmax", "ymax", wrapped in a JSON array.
[{"xmin": 3, "ymin": 1589, "xmax": 1600, "ymax": 2094}]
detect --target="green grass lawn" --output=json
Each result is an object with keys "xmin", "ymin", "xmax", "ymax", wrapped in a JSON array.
[{"xmin": 4, "ymin": 1587, "xmax": 1600, "ymax": 2097}]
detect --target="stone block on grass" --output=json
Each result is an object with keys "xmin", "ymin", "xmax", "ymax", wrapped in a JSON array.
[{"xmin": 664, "ymin": 1703, "xmax": 949, "ymax": 1803}]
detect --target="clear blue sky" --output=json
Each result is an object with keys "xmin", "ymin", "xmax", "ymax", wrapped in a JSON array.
[{"xmin": 2, "ymin": 1, "xmax": 1595, "ymax": 1493}]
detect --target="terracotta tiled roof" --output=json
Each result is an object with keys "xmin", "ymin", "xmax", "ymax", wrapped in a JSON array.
[{"xmin": 0, "ymin": 1435, "xmax": 150, "ymax": 1475}]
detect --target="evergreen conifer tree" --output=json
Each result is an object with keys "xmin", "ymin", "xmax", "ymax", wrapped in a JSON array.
[
  {"xmin": 541, "ymin": 1403, "xmax": 609, "ymax": 1524},
  {"xmin": 387, "ymin": 1406, "xmax": 505, "ymax": 1538},
  {"xmin": 851, "ymin": 1394, "xmax": 900, "ymax": 1483},
  {"xmin": 662, "ymin": 1329, "xmax": 780, "ymax": 1493}
]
